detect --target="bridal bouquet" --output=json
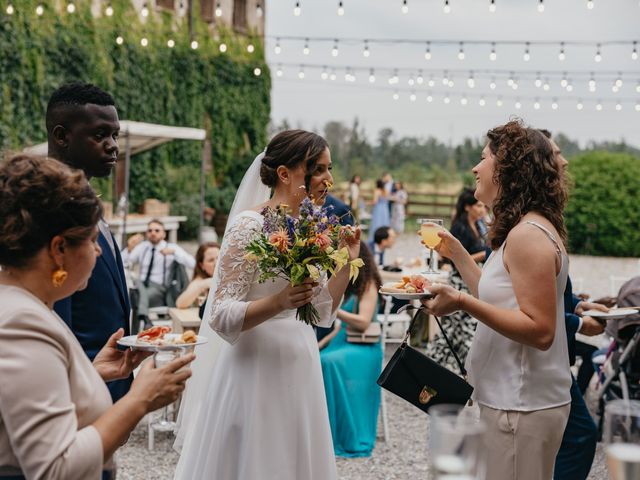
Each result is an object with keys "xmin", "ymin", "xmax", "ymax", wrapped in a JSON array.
[{"xmin": 245, "ymin": 197, "xmax": 363, "ymax": 325}]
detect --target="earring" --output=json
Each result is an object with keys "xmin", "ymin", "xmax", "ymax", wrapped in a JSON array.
[{"xmin": 52, "ymin": 267, "xmax": 68, "ymax": 288}]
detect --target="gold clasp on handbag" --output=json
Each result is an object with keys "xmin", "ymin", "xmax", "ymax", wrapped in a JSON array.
[{"xmin": 419, "ymin": 385, "xmax": 437, "ymax": 404}]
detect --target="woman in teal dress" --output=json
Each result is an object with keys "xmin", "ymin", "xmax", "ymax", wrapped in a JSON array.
[{"xmin": 319, "ymin": 241, "xmax": 383, "ymax": 457}]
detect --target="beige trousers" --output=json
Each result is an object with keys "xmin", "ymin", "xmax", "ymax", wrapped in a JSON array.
[{"xmin": 479, "ymin": 403, "xmax": 571, "ymax": 480}]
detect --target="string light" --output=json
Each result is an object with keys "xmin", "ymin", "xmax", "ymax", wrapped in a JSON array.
[
  {"xmin": 337, "ymin": 1, "xmax": 344, "ymax": 16},
  {"xmin": 277, "ymin": 66, "xmax": 284, "ymax": 78},
  {"xmin": 636, "ymin": 81, "xmax": 640, "ymax": 93},
  {"xmin": 496, "ymin": 97, "xmax": 503, "ymax": 107},
  {"xmin": 417, "ymin": 72, "xmax": 424, "ymax": 84},
  {"xmin": 410, "ymin": 92, "xmax": 417, "ymax": 102},
  {"xmin": 443, "ymin": 0, "xmax": 451, "ymax": 14},
  {"xmin": 615, "ymin": 103, "xmax": 622, "ymax": 111},
  {"xmin": 293, "ymin": 1, "xmax": 301, "ymax": 16},
  {"xmin": 393, "ymin": 92, "xmax": 400, "ymax": 101},
  {"xmin": 594, "ymin": 44, "xmax": 602, "ymax": 62},
  {"xmin": 589, "ymin": 75, "xmax": 597, "ymax": 92},
  {"xmin": 489, "ymin": 0, "xmax": 496, "ymax": 13},
  {"xmin": 274, "ymin": 39, "xmax": 282, "ymax": 55},
  {"xmin": 105, "ymin": 3, "xmax": 114, "ymax": 17},
  {"xmin": 543, "ymin": 78, "xmax": 550, "ymax": 91},
  {"xmin": 632, "ymin": 42, "xmax": 638, "ymax": 60},
  {"xmin": 67, "ymin": 2, "xmax": 76, "ymax": 14},
  {"xmin": 489, "ymin": 43, "xmax": 497, "ymax": 61},
  {"xmin": 408, "ymin": 75, "xmax": 415, "ymax": 86},
  {"xmin": 427, "ymin": 94, "xmax": 434, "ymax": 103},
  {"xmin": 329, "ymin": 69, "xmax": 336, "ymax": 81},
  {"xmin": 534, "ymin": 99, "xmax": 541, "ymax": 110},
  {"xmin": 537, "ymin": 0, "xmax": 544, "ymax": 13},
  {"xmin": 457, "ymin": 42, "xmax": 465, "ymax": 61},
  {"xmin": 191, "ymin": 40, "xmax": 199, "ymax": 50},
  {"xmin": 254, "ymin": 67, "xmax": 262, "ymax": 76},
  {"xmin": 140, "ymin": 37, "xmax": 148, "ymax": 47},
  {"xmin": 331, "ymin": 40, "xmax": 339, "ymax": 57},
  {"xmin": 402, "ymin": 0, "xmax": 409, "ymax": 14},
  {"xmin": 515, "ymin": 100, "xmax": 522, "ymax": 109},
  {"xmin": 247, "ymin": 43, "xmax": 255, "ymax": 53},
  {"xmin": 560, "ymin": 73, "xmax": 568, "ymax": 88},
  {"xmin": 320, "ymin": 67, "xmax": 327, "ymax": 80},
  {"xmin": 424, "ymin": 42, "xmax": 432, "ymax": 61},
  {"xmin": 141, "ymin": 2, "xmax": 149, "ymax": 17},
  {"xmin": 5, "ymin": 3, "xmax": 14, "ymax": 15},
  {"xmin": 36, "ymin": 3, "xmax": 44, "ymax": 16},
  {"xmin": 576, "ymin": 100, "xmax": 584, "ymax": 110},
  {"xmin": 558, "ymin": 43, "xmax": 565, "ymax": 61},
  {"xmin": 363, "ymin": 40, "xmax": 370, "ymax": 58},
  {"xmin": 167, "ymin": 39, "xmax": 175, "ymax": 48},
  {"xmin": 369, "ymin": 69, "xmax": 376, "ymax": 83},
  {"xmin": 467, "ymin": 72, "xmax": 475, "ymax": 88},
  {"xmin": 218, "ymin": 42, "xmax": 227, "ymax": 52},
  {"xmin": 479, "ymin": 97, "xmax": 486, "ymax": 106},
  {"xmin": 116, "ymin": 36, "xmax": 124, "ymax": 45},
  {"xmin": 303, "ymin": 39, "xmax": 310, "ymax": 55},
  {"xmin": 552, "ymin": 99, "xmax": 559, "ymax": 110},
  {"xmin": 534, "ymin": 74, "xmax": 542, "ymax": 88},
  {"xmin": 298, "ymin": 67, "xmax": 305, "ymax": 79},
  {"xmin": 489, "ymin": 78, "xmax": 496, "ymax": 90},
  {"xmin": 566, "ymin": 82, "xmax": 573, "ymax": 92},
  {"xmin": 256, "ymin": 3, "xmax": 263, "ymax": 18},
  {"xmin": 523, "ymin": 42, "xmax": 531, "ymax": 62},
  {"xmin": 460, "ymin": 96, "xmax": 468, "ymax": 106},
  {"xmin": 596, "ymin": 102, "xmax": 603, "ymax": 111},
  {"xmin": 444, "ymin": 95, "xmax": 451, "ymax": 104},
  {"xmin": 428, "ymin": 75, "xmax": 435, "ymax": 87},
  {"xmin": 587, "ymin": 0, "xmax": 594, "ymax": 9},
  {"xmin": 615, "ymin": 74, "xmax": 623, "ymax": 88},
  {"xmin": 636, "ymin": 102, "xmax": 640, "ymax": 112}
]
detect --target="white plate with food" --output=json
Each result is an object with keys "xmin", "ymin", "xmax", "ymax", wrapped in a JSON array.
[
  {"xmin": 379, "ymin": 275, "xmax": 434, "ymax": 300},
  {"xmin": 582, "ymin": 308, "xmax": 638, "ymax": 320},
  {"xmin": 117, "ymin": 326, "xmax": 207, "ymax": 351}
]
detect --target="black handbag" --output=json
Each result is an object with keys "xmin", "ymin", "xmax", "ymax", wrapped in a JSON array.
[{"xmin": 377, "ymin": 305, "xmax": 474, "ymax": 414}]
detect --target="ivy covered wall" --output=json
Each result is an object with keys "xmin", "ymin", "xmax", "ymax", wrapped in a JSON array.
[{"xmin": 0, "ymin": 0, "xmax": 270, "ymax": 237}]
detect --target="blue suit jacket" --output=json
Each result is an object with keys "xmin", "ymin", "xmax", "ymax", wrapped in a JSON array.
[
  {"xmin": 564, "ymin": 276, "xmax": 582, "ymax": 366},
  {"xmin": 54, "ymin": 231, "xmax": 132, "ymax": 402},
  {"xmin": 323, "ymin": 195, "xmax": 355, "ymax": 226}
]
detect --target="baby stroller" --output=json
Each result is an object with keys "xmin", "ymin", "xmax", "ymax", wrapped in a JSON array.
[{"xmin": 595, "ymin": 276, "xmax": 640, "ymax": 436}]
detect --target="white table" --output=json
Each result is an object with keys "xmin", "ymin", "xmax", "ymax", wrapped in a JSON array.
[{"xmin": 107, "ymin": 215, "xmax": 187, "ymax": 244}]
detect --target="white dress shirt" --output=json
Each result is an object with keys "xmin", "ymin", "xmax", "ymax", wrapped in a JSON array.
[{"xmin": 121, "ymin": 240, "xmax": 195, "ymax": 286}]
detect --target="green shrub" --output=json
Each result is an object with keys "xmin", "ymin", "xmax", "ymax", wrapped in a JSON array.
[{"xmin": 565, "ymin": 151, "xmax": 640, "ymax": 257}]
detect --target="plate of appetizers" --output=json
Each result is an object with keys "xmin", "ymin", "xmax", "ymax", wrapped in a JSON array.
[
  {"xmin": 379, "ymin": 275, "xmax": 435, "ymax": 300},
  {"xmin": 117, "ymin": 326, "xmax": 207, "ymax": 351}
]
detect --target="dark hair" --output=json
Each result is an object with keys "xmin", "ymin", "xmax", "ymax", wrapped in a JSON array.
[
  {"xmin": 46, "ymin": 83, "xmax": 115, "ymax": 134},
  {"xmin": 452, "ymin": 187, "xmax": 479, "ymax": 225},
  {"xmin": 375, "ymin": 179, "xmax": 385, "ymax": 190},
  {"xmin": 486, "ymin": 120, "xmax": 567, "ymax": 250},
  {"xmin": 373, "ymin": 226, "xmax": 392, "ymax": 245},
  {"xmin": 148, "ymin": 219, "xmax": 166, "ymax": 230},
  {"xmin": 539, "ymin": 129, "xmax": 552, "ymax": 139},
  {"xmin": 0, "ymin": 154, "xmax": 102, "ymax": 268},
  {"xmin": 260, "ymin": 130, "xmax": 329, "ymax": 191},
  {"xmin": 345, "ymin": 241, "xmax": 382, "ymax": 299},
  {"xmin": 193, "ymin": 242, "xmax": 220, "ymax": 280},
  {"xmin": 350, "ymin": 174, "xmax": 360, "ymax": 183}
]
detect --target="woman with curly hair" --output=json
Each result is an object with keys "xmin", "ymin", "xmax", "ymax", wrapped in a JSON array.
[{"xmin": 421, "ymin": 120, "xmax": 572, "ymax": 480}]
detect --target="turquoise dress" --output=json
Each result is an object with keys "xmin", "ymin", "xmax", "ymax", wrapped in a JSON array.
[{"xmin": 320, "ymin": 295, "xmax": 383, "ymax": 457}]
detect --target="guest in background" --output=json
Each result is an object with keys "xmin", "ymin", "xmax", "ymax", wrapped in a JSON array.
[
  {"xmin": 175, "ymin": 242, "xmax": 220, "ymax": 309},
  {"xmin": 122, "ymin": 219, "xmax": 195, "ymax": 326},
  {"xmin": 382, "ymin": 172, "xmax": 394, "ymax": 216},
  {"xmin": 0, "ymin": 154, "xmax": 193, "ymax": 480},
  {"xmin": 319, "ymin": 241, "xmax": 383, "ymax": 457},
  {"xmin": 323, "ymin": 193, "xmax": 355, "ymax": 227},
  {"xmin": 390, "ymin": 181, "xmax": 408, "ymax": 234},
  {"xmin": 47, "ymin": 83, "xmax": 132, "ymax": 402},
  {"xmin": 349, "ymin": 175, "xmax": 361, "ymax": 222},
  {"xmin": 369, "ymin": 226, "xmax": 397, "ymax": 267},
  {"xmin": 426, "ymin": 187, "xmax": 486, "ymax": 371},
  {"xmin": 368, "ymin": 179, "xmax": 390, "ymax": 242}
]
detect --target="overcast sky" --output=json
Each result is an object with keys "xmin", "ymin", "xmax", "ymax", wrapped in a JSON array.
[{"xmin": 265, "ymin": 0, "xmax": 640, "ymax": 147}]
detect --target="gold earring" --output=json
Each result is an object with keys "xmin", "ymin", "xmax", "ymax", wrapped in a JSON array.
[{"xmin": 52, "ymin": 267, "xmax": 68, "ymax": 288}]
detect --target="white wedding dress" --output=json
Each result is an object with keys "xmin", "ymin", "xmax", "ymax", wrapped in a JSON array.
[{"xmin": 174, "ymin": 210, "xmax": 338, "ymax": 480}]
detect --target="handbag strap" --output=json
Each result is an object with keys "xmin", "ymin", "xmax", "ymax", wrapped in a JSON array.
[{"xmin": 400, "ymin": 305, "xmax": 467, "ymax": 377}]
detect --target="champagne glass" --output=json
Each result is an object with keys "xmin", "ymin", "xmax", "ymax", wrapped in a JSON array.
[
  {"xmin": 429, "ymin": 404, "xmax": 486, "ymax": 480},
  {"xmin": 604, "ymin": 399, "xmax": 640, "ymax": 480},
  {"xmin": 418, "ymin": 218, "xmax": 445, "ymax": 274},
  {"xmin": 151, "ymin": 349, "xmax": 179, "ymax": 432}
]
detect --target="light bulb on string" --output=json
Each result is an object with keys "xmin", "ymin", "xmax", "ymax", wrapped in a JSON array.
[
  {"xmin": 596, "ymin": 102, "xmax": 603, "ymax": 111},
  {"xmin": 496, "ymin": 97, "xmax": 503, "ymax": 107},
  {"xmin": 428, "ymin": 76, "xmax": 435, "ymax": 87},
  {"xmin": 417, "ymin": 71, "xmax": 424, "ymax": 84},
  {"xmin": 331, "ymin": 40, "xmax": 339, "ymax": 57},
  {"xmin": 256, "ymin": 3, "xmax": 263, "ymax": 18},
  {"xmin": 140, "ymin": 37, "xmax": 148, "ymax": 47},
  {"xmin": 448, "ymin": 79, "xmax": 455, "ymax": 88},
  {"xmin": 543, "ymin": 78, "xmax": 550, "ymax": 91},
  {"xmin": 534, "ymin": 99, "xmax": 541, "ymax": 110},
  {"xmin": 363, "ymin": 41, "xmax": 370, "ymax": 58},
  {"xmin": 293, "ymin": 1, "xmax": 301, "ymax": 16},
  {"xmin": 402, "ymin": 0, "xmax": 409, "ymax": 14},
  {"xmin": 6, "ymin": 3, "xmax": 14, "ymax": 15},
  {"xmin": 588, "ymin": 75, "xmax": 596, "ymax": 92},
  {"xmin": 507, "ymin": 74, "xmax": 514, "ymax": 87},
  {"xmin": 218, "ymin": 42, "xmax": 226, "ymax": 52},
  {"xmin": 566, "ymin": 83, "xmax": 573, "ymax": 92},
  {"xmin": 337, "ymin": 1, "xmax": 344, "ymax": 16},
  {"xmin": 427, "ymin": 94, "xmax": 434, "ymax": 103},
  {"xmin": 489, "ymin": 43, "xmax": 497, "ymax": 61},
  {"xmin": 303, "ymin": 39, "xmax": 310, "ymax": 55},
  {"xmin": 537, "ymin": 0, "xmax": 544, "ymax": 13},
  {"xmin": 587, "ymin": 0, "xmax": 594, "ymax": 9},
  {"xmin": 36, "ymin": 3, "xmax": 44, "ymax": 16},
  {"xmin": 489, "ymin": 78, "xmax": 496, "ymax": 90},
  {"xmin": 552, "ymin": 99, "xmax": 559, "ymax": 110},
  {"xmin": 410, "ymin": 92, "xmax": 417, "ymax": 102},
  {"xmin": 408, "ymin": 76, "xmax": 415, "ymax": 86},
  {"xmin": 460, "ymin": 96, "xmax": 468, "ymax": 106},
  {"xmin": 615, "ymin": 103, "xmax": 622, "ymax": 111},
  {"xmin": 192, "ymin": 40, "xmax": 200, "ymax": 50},
  {"xmin": 141, "ymin": 2, "xmax": 149, "ymax": 17},
  {"xmin": 392, "ymin": 70, "xmax": 399, "ymax": 84},
  {"xmin": 558, "ymin": 43, "xmax": 566, "ymax": 61},
  {"xmin": 247, "ymin": 43, "xmax": 255, "ymax": 53},
  {"xmin": 167, "ymin": 39, "xmax": 175, "ymax": 48},
  {"xmin": 479, "ymin": 97, "xmax": 486, "ymax": 106},
  {"xmin": 612, "ymin": 83, "xmax": 619, "ymax": 93},
  {"xmin": 115, "ymin": 36, "xmax": 124, "ymax": 45},
  {"xmin": 369, "ymin": 69, "xmax": 376, "ymax": 83},
  {"xmin": 515, "ymin": 100, "xmax": 522, "ymax": 110},
  {"xmin": 534, "ymin": 73, "xmax": 542, "ymax": 88},
  {"xmin": 105, "ymin": 3, "xmax": 114, "ymax": 17},
  {"xmin": 489, "ymin": 0, "xmax": 496, "ymax": 13},
  {"xmin": 594, "ymin": 44, "xmax": 602, "ymax": 62},
  {"xmin": 635, "ymin": 102, "xmax": 640, "ymax": 112},
  {"xmin": 444, "ymin": 95, "xmax": 451, "ymax": 104},
  {"xmin": 457, "ymin": 42, "xmax": 465, "ymax": 61},
  {"xmin": 254, "ymin": 68, "xmax": 262, "ymax": 77},
  {"xmin": 615, "ymin": 74, "xmax": 623, "ymax": 88},
  {"xmin": 215, "ymin": 2, "xmax": 222, "ymax": 17},
  {"xmin": 329, "ymin": 69, "xmax": 336, "ymax": 81},
  {"xmin": 320, "ymin": 67, "xmax": 327, "ymax": 80},
  {"xmin": 274, "ymin": 39, "xmax": 281, "ymax": 55},
  {"xmin": 560, "ymin": 74, "xmax": 568, "ymax": 88},
  {"xmin": 443, "ymin": 0, "xmax": 451, "ymax": 14},
  {"xmin": 298, "ymin": 67, "xmax": 305, "ymax": 79},
  {"xmin": 523, "ymin": 42, "xmax": 531, "ymax": 62},
  {"xmin": 636, "ymin": 81, "xmax": 640, "ymax": 93},
  {"xmin": 511, "ymin": 79, "xmax": 519, "ymax": 90},
  {"xmin": 393, "ymin": 92, "xmax": 400, "ymax": 101},
  {"xmin": 632, "ymin": 42, "xmax": 638, "ymax": 60},
  {"xmin": 467, "ymin": 72, "xmax": 475, "ymax": 88},
  {"xmin": 577, "ymin": 100, "xmax": 584, "ymax": 110},
  {"xmin": 442, "ymin": 71, "xmax": 449, "ymax": 85},
  {"xmin": 424, "ymin": 42, "xmax": 432, "ymax": 60},
  {"xmin": 67, "ymin": 2, "xmax": 76, "ymax": 14}
]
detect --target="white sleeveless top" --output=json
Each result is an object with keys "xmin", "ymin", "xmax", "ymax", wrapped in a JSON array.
[{"xmin": 465, "ymin": 221, "xmax": 572, "ymax": 411}]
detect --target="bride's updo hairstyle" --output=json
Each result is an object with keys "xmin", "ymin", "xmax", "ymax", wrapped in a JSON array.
[{"xmin": 260, "ymin": 130, "xmax": 329, "ymax": 191}]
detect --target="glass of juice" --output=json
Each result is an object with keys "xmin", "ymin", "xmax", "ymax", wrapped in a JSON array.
[{"xmin": 418, "ymin": 218, "xmax": 444, "ymax": 273}]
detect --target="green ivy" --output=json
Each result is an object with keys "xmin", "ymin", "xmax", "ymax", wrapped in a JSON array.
[{"xmin": 0, "ymin": 0, "xmax": 270, "ymax": 238}]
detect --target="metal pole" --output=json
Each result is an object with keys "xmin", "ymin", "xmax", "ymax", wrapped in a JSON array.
[{"xmin": 121, "ymin": 131, "xmax": 131, "ymax": 248}]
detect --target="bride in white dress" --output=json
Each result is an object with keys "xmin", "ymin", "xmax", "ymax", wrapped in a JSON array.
[{"xmin": 174, "ymin": 130, "xmax": 361, "ymax": 479}]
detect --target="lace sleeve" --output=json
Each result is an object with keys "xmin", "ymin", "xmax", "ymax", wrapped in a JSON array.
[{"xmin": 208, "ymin": 214, "xmax": 262, "ymax": 344}]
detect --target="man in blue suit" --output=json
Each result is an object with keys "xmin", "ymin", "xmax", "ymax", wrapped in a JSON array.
[{"xmin": 48, "ymin": 83, "xmax": 132, "ymax": 402}]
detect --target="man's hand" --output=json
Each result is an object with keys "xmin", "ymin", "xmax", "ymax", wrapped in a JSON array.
[
  {"xmin": 160, "ymin": 247, "xmax": 175, "ymax": 256},
  {"xmin": 93, "ymin": 328, "xmax": 151, "ymax": 382},
  {"xmin": 127, "ymin": 233, "xmax": 144, "ymax": 252},
  {"xmin": 575, "ymin": 301, "xmax": 609, "ymax": 316},
  {"xmin": 579, "ymin": 316, "xmax": 605, "ymax": 336}
]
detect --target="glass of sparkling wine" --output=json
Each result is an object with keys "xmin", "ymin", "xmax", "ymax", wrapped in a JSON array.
[
  {"xmin": 429, "ymin": 404, "xmax": 486, "ymax": 480},
  {"xmin": 604, "ymin": 399, "xmax": 640, "ymax": 480},
  {"xmin": 152, "ymin": 349, "xmax": 180, "ymax": 432},
  {"xmin": 418, "ymin": 218, "xmax": 445, "ymax": 274}
]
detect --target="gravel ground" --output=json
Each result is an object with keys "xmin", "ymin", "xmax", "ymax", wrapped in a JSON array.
[{"xmin": 117, "ymin": 234, "xmax": 630, "ymax": 479}]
